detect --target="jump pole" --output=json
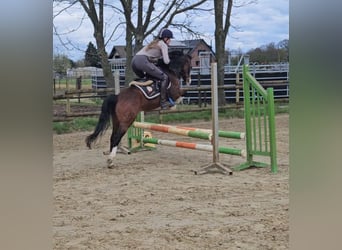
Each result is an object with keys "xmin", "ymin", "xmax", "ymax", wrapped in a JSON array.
[
  {"xmin": 133, "ymin": 121, "xmax": 245, "ymax": 140},
  {"xmin": 194, "ymin": 63, "xmax": 233, "ymax": 175},
  {"xmin": 142, "ymin": 137, "xmax": 246, "ymax": 157}
]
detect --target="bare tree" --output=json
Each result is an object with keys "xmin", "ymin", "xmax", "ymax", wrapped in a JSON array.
[
  {"xmin": 54, "ymin": 0, "xmax": 211, "ymax": 87},
  {"xmin": 54, "ymin": 0, "xmax": 122, "ymax": 88},
  {"xmin": 213, "ymin": 0, "xmax": 257, "ymax": 105},
  {"xmin": 77, "ymin": 0, "xmax": 115, "ymax": 87},
  {"xmin": 119, "ymin": 0, "xmax": 209, "ymax": 85},
  {"xmin": 214, "ymin": 0, "xmax": 233, "ymax": 105}
]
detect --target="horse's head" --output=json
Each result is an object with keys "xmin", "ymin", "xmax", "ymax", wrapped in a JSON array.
[
  {"xmin": 179, "ymin": 54, "xmax": 192, "ymax": 86},
  {"xmin": 163, "ymin": 70, "xmax": 185, "ymax": 104},
  {"xmin": 157, "ymin": 51, "xmax": 192, "ymax": 104},
  {"xmin": 168, "ymin": 51, "xmax": 192, "ymax": 86}
]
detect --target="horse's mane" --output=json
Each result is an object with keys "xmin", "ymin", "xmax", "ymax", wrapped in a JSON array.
[{"xmin": 158, "ymin": 50, "xmax": 191, "ymax": 77}]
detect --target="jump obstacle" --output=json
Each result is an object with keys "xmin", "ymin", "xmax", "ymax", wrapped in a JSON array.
[
  {"xmin": 128, "ymin": 63, "xmax": 278, "ymax": 174},
  {"xmin": 131, "ymin": 122, "xmax": 246, "ymax": 157},
  {"xmin": 133, "ymin": 122, "xmax": 245, "ymax": 140}
]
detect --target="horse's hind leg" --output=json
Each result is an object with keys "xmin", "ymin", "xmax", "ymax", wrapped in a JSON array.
[
  {"xmin": 107, "ymin": 127, "xmax": 127, "ymax": 168},
  {"xmin": 106, "ymin": 100, "xmax": 140, "ymax": 168}
]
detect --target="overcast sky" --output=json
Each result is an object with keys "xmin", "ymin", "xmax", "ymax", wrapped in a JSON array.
[{"xmin": 53, "ymin": 0, "xmax": 289, "ymax": 61}]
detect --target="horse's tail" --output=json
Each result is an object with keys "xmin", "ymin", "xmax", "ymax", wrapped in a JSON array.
[{"xmin": 85, "ymin": 94, "xmax": 117, "ymax": 149}]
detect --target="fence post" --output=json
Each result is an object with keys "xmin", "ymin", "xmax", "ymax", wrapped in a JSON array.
[
  {"xmin": 235, "ymin": 72, "xmax": 240, "ymax": 104},
  {"xmin": 76, "ymin": 76, "xmax": 82, "ymax": 103},
  {"xmin": 194, "ymin": 62, "xmax": 233, "ymax": 175},
  {"xmin": 243, "ymin": 65, "xmax": 253, "ymax": 165},
  {"xmin": 66, "ymin": 77, "xmax": 70, "ymax": 115},
  {"xmin": 267, "ymin": 88, "xmax": 278, "ymax": 173},
  {"xmin": 114, "ymin": 71, "xmax": 120, "ymax": 95},
  {"xmin": 197, "ymin": 72, "xmax": 202, "ymax": 107},
  {"xmin": 53, "ymin": 78, "xmax": 56, "ymax": 95}
]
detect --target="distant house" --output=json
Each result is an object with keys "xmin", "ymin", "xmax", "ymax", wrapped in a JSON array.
[
  {"xmin": 108, "ymin": 45, "xmax": 127, "ymax": 59},
  {"xmin": 170, "ymin": 39, "xmax": 216, "ymax": 68},
  {"xmin": 108, "ymin": 39, "xmax": 216, "ymax": 71}
]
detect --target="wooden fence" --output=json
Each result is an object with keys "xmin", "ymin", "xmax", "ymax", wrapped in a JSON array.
[{"xmin": 53, "ymin": 70, "xmax": 288, "ymax": 122}]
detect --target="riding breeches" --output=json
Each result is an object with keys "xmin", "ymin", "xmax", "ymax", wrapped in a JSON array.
[{"xmin": 131, "ymin": 55, "xmax": 168, "ymax": 83}]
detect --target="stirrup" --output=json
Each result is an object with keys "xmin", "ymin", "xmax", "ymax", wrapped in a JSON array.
[{"xmin": 160, "ymin": 101, "xmax": 171, "ymax": 110}]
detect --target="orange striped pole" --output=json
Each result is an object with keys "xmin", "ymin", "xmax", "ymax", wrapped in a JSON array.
[
  {"xmin": 142, "ymin": 137, "xmax": 246, "ymax": 157},
  {"xmin": 133, "ymin": 122, "xmax": 245, "ymax": 140}
]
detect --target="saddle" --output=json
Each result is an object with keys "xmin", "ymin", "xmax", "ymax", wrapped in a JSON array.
[{"xmin": 129, "ymin": 78, "xmax": 171, "ymax": 100}]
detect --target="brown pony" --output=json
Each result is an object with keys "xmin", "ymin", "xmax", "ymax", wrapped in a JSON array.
[{"xmin": 85, "ymin": 52, "xmax": 192, "ymax": 167}]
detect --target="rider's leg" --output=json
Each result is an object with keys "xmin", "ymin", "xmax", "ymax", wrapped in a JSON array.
[
  {"xmin": 137, "ymin": 59, "xmax": 171, "ymax": 109},
  {"xmin": 132, "ymin": 55, "xmax": 147, "ymax": 78},
  {"xmin": 160, "ymin": 73, "xmax": 171, "ymax": 109}
]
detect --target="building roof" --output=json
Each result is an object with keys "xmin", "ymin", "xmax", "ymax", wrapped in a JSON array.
[
  {"xmin": 108, "ymin": 39, "xmax": 215, "ymax": 59},
  {"xmin": 108, "ymin": 45, "xmax": 126, "ymax": 59},
  {"xmin": 169, "ymin": 40, "xmax": 187, "ymax": 48},
  {"xmin": 180, "ymin": 39, "xmax": 216, "ymax": 57}
]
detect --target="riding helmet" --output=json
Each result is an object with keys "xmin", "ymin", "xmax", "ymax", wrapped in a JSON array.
[{"xmin": 159, "ymin": 28, "xmax": 174, "ymax": 39}]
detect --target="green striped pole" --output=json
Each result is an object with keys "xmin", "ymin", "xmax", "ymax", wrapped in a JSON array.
[
  {"xmin": 142, "ymin": 137, "xmax": 246, "ymax": 157},
  {"xmin": 133, "ymin": 122, "xmax": 245, "ymax": 140}
]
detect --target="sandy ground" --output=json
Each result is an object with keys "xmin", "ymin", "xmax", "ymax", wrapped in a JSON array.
[{"xmin": 53, "ymin": 114, "xmax": 289, "ymax": 250}]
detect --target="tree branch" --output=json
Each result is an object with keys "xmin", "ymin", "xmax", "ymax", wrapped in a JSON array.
[
  {"xmin": 104, "ymin": 22, "xmax": 126, "ymax": 46},
  {"xmin": 164, "ymin": 0, "xmax": 208, "ymax": 28},
  {"xmin": 223, "ymin": 0, "xmax": 233, "ymax": 36},
  {"xmin": 142, "ymin": 0, "xmax": 157, "ymax": 31},
  {"xmin": 120, "ymin": 0, "xmax": 136, "ymax": 32},
  {"xmin": 53, "ymin": 0, "xmax": 78, "ymax": 19}
]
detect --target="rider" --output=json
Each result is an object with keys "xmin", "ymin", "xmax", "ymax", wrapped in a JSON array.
[{"xmin": 131, "ymin": 28, "xmax": 174, "ymax": 110}]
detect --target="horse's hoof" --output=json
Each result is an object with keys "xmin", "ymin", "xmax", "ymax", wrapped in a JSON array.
[
  {"xmin": 103, "ymin": 151, "xmax": 110, "ymax": 155},
  {"xmin": 107, "ymin": 158, "xmax": 115, "ymax": 168}
]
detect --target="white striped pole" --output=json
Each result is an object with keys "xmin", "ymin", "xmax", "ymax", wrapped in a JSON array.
[{"xmin": 142, "ymin": 137, "xmax": 246, "ymax": 157}]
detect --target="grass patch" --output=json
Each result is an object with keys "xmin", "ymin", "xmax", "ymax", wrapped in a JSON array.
[
  {"xmin": 53, "ymin": 102, "xmax": 288, "ymax": 134},
  {"xmin": 146, "ymin": 110, "xmax": 212, "ymax": 123},
  {"xmin": 53, "ymin": 78, "xmax": 93, "ymax": 90},
  {"xmin": 53, "ymin": 117, "xmax": 98, "ymax": 134},
  {"xmin": 275, "ymin": 102, "xmax": 289, "ymax": 114}
]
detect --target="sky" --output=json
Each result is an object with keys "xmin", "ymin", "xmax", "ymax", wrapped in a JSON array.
[{"xmin": 53, "ymin": 0, "xmax": 289, "ymax": 61}]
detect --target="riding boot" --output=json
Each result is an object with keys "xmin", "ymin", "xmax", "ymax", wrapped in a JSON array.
[{"xmin": 160, "ymin": 78, "xmax": 171, "ymax": 110}]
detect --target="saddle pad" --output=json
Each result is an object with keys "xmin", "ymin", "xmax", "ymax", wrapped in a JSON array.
[
  {"xmin": 129, "ymin": 79, "xmax": 171, "ymax": 100},
  {"xmin": 130, "ymin": 81, "xmax": 160, "ymax": 99},
  {"xmin": 129, "ymin": 80, "xmax": 154, "ymax": 87}
]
